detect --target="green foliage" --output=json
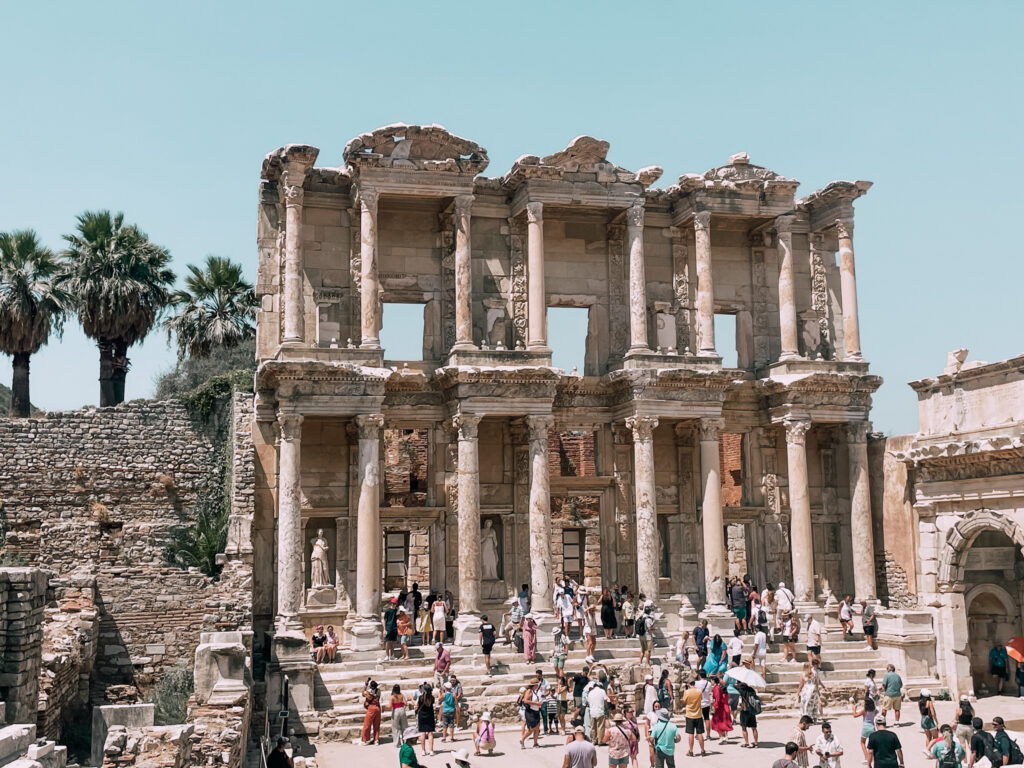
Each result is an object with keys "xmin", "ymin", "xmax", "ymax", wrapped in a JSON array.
[
  {"xmin": 154, "ymin": 338, "xmax": 256, "ymax": 400},
  {"xmin": 0, "ymin": 229, "xmax": 69, "ymax": 355},
  {"xmin": 150, "ymin": 659, "xmax": 194, "ymax": 725},
  {"xmin": 179, "ymin": 369, "xmax": 254, "ymax": 420},
  {"xmin": 164, "ymin": 483, "xmax": 229, "ymax": 579}
]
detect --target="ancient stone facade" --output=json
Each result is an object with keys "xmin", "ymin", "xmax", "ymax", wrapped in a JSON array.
[{"xmin": 251, "ymin": 123, "xmax": 881, "ymax": 727}]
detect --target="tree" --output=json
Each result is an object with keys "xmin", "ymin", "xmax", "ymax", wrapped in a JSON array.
[
  {"xmin": 60, "ymin": 211, "xmax": 174, "ymax": 406},
  {"xmin": 164, "ymin": 255, "xmax": 256, "ymax": 360},
  {"xmin": 0, "ymin": 230, "xmax": 68, "ymax": 417},
  {"xmin": 164, "ymin": 486, "xmax": 229, "ymax": 579}
]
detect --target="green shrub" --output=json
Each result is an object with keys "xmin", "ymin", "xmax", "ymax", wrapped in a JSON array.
[
  {"xmin": 151, "ymin": 659, "xmax": 194, "ymax": 725},
  {"xmin": 164, "ymin": 484, "xmax": 229, "ymax": 579},
  {"xmin": 153, "ymin": 339, "xmax": 256, "ymax": 400}
]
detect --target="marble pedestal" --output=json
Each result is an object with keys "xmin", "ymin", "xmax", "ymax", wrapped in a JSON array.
[
  {"xmin": 453, "ymin": 612, "xmax": 481, "ymax": 646},
  {"xmin": 268, "ymin": 631, "xmax": 318, "ymax": 735},
  {"xmin": 347, "ymin": 615, "xmax": 383, "ymax": 651},
  {"xmin": 306, "ymin": 586, "xmax": 337, "ymax": 608},
  {"xmin": 697, "ymin": 605, "xmax": 738, "ymax": 636}
]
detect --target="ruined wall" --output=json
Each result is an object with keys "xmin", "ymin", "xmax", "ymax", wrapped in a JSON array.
[
  {"xmin": 0, "ymin": 568, "xmax": 47, "ymax": 724},
  {"xmin": 868, "ymin": 433, "xmax": 918, "ymax": 608}
]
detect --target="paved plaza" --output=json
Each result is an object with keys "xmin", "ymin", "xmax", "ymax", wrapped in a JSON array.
[{"xmin": 303, "ymin": 696, "xmax": 1024, "ymax": 768}]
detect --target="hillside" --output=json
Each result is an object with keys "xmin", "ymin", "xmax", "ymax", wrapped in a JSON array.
[{"xmin": 0, "ymin": 382, "xmax": 42, "ymax": 417}]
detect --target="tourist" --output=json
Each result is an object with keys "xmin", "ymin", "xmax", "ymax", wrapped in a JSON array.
[
  {"xmin": 675, "ymin": 631, "xmax": 690, "ymax": 666},
  {"xmin": 575, "ymin": 586, "xmax": 590, "ymax": 638},
  {"xmin": 728, "ymin": 628, "xmax": 744, "ymax": 667},
  {"xmin": 382, "ymin": 597, "xmax": 399, "ymax": 660},
  {"xmin": 584, "ymin": 608, "xmax": 597, "ymax": 657},
  {"xmin": 814, "ymin": 720, "xmax": 844, "ymax": 768},
  {"xmin": 473, "ymin": 711, "xmax": 495, "ymax": 756},
  {"xmin": 704, "ymin": 634, "xmax": 726, "ymax": 675},
  {"xmin": 399, "ymin": 726, "xmax": 423, "ymax": 768},
  {"xmin": 545, "ymin": 684, "xmax": 561, "ymax": 736},
  {"xmin": 521, "ymin": 680, "xmax": 542, "ymax": 749},
  {"xmin": 792, "ymin": 715, "xmax": 814, "ymax": 767},
  {"xmin": 991, "ymin": 640, "xmax": 1010, "ymax": 695},
  {"xmin": 931, "ymin": 725, "xmax": 964, "ymax": 768},
  {"xmin": 657, "ymin": 669, "xmax": 674, "ymax": 714},
  {"xmin": 853, "ymin": 694, "xmax": 877, "ymax": 763},
  {"xmin": 753, "ymin": 624, "xmax": 768, "ymax": 676},
  {"xmin": 598, "ymin": 587, "xmax": 616, "ymax": 639},
  {"xmin": 737, "ymin": 682, "xmax": 760, "ymax": 748},
  {"xmin": 862, "ymin": 600, "xmax": 878, "ymax": 651},
  {"xmin": 865, "ymin": 669, "xmax": 879, "ymax": 704},
  {"xmin": 622, "ymin": 591, "xmax": 635, "ymax": 637},
  {"xmin": 954, "ymin": 695, "xmax": 975, "ymax": 750},
  {"xmin": 444, "ymin": 590, "xmax": 455, "ymax": 643},
  {"xmin": 324, "ymin": 624, "xmax": 339, "ymax": 662},
  {"xmin": 431, "ymin": 593, "xmax": 447, "ymax": 645},
  {"xmin": 918, "ymin": 689, "xmax": 938, "ymax": 749},
  {"xmin": 391, "ymin": 684, "xmax": 408, "ymax": 750},
  {"xmin": 433, "ymin": 642, "xmax": 451, "ymax": 688},
  {"xmin": 968, "ymin": 716, "xmax": 1003, "ymax": 768},
  {"xmin": 518, "ymin": 583, "xmax": 531, "ymax": 613},
  {"xmin": 397, "ymin": 608, "xmax": 413, "ymax": 659},
  {"xmin": 730, "ymin": 577, "xmax": 748, "ymax": 633},
  {"xmin": 418, "ymin": 597, "xmax": 432, "ymax": 646},
  {"xmin": 694, "ymin": 669, "xmax": 713, "ymax": 735},
  {"xmin": 446, "ymin": 748, "xmax": 471, "ymax": 768},
  {"xmin": 478, "ymin": 615, "xmax": 496, "ymax": 675},
  {"xmin": 416, "ymin": 683, "xmax": 436, "ymax": 755},
  {"xmin": 310, "ymin": 624, "xmax": 327, "ymax": 663},
  {"xmin": 774, "ymin": 742, "xmax": 801, "ymax": 768},
  {"xmin": 502, "ymin": 596, "xmax": 524, "ymax": 646},
  {"xmin": 880, "ymin": 664, "xmax": 903, "ymax": 724},
  {"xmin": 710, "ymin": 674, "xmax": 733, "ymax": 742},
  {"xmin": 782, "ymin": 612, "xmax": 800, "ymax": 663},
  {"xmin": 523, "ymin": 612, "xmax": 538, "ymax": 663},
  {"xmin": 553, "ymin": 626, "xmax": 571, "ymax": 673},
  {"xmin": 449, "ymin": 674, "xmax": 464, "ymax": 731},
  {"xmin": 650, "ymin": 707, "xmax": 682, "ymax": 767},
  {"xmin": 556, "ymin": 670, "xmax": 571, "ymax": 733},
  {"xmin": 536, "ymin": 669, "xmax": 552, "ymax": 733},
  {"xmin": 588, "ymin": 673, "xmax": 610, "ymax": 744},
  {"xmin": 637, "ymin": 602, "xmax": 655, "ymax": 665},
  {"xmin": 1016, "ymin": 664, "xmax": 1024, "ymax": 700},
  {"xmin": 406, "ymin": 583, "xmax": 422, "ymax": 617},
  {"xmin": 439, "ymin": 681, "xmax": 457, "ymax": 743},
  {"xmin": 573, "ymin": 665, "xmax": 591, "ymax": 710},
  {"xmin": 558, "ymin": 582, "xmax": 576, "ymax": 637},
  {"xmin": 866, "ymin": 715, "xmax": 903, "ymax": 768},
  {"xmin": 776, "ymin": 581, "xmax": 796, "ymax": 619},
  {"xmin": 642, "ymin": 672, "xmax": 658, "ymax": 722},
  {"xmin": 564, "ymin": 725, "xmax": 598, "ymax": 768},
  {"xmin": 267, "ymin": 737, "xmax": 292, "ymax": 768},
  {"xmin": 798, "ymin": 661, "xmax": 823, "ymax": 722},
  {"xmin": 606, "ymin": 711, "xmax": 634, "ymax": 768},
  {"xmin": 762, "ymin": 585, "xmax": 778, "ymax": 642},
  {"xmin": 622, "ymin": 705, "xmax": 642, "ymax": 768},
  {"xmin": 681, "ymin": 677, "xmax": 706, "ymax": 756},
  {"xmin": 688, "ymin": 622, "xmax": 708, "ymax": 669},
  {"xmin": 360, "ymin": 679, "xmax": 381, "ymax": 745},
  {"xmin": 991, "ymin": 717, "xmax": 1023, "ymax": 765},
  {"xmin": 806, "ymin": 613, "xmax": 823, "ymax": 664},
  {"xmin": 838, "ymin": 596, "xmax": 854, "ymax": 636},
  {"xmin": 748, "ymin": 581, "xmax": 762, "ymax": 633}
]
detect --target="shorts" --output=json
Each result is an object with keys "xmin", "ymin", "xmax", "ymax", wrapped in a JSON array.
[
  {"xmin": 921, "ymin": 716, "xmax": 936, "ymax": 731},
  {"xmin": 385, "ymin": 630, "xmax": 398, "ymax": 642},
  {"xmin": 861, "ymin": 722, "xmax": 876, "ymax": 738},
  {"xmin": 733, "ymin": 607, "xmax": 747, "ymax": 620},
  {"xmin": 883, "ymin": 694, "xmax": 902, "ymax": 711},
  {"xmin": 639, "ymin": 634, "xmax": 653, "ymax": 652},
  {"xmin": 625, "ymin": 619, "xmax": 635, "ymax": 627},
  {"xmin": 740, "ymin": 711, "xmax": 757, "ymax": 729},
  {"xmin": 442, "ymin": 712, "xmax": 456, "ymax": 727},
  {"xmin": 731, "ymin": 655, "xmax": 741, "ymax": 666},
  {"xmin": 574, "ymin": 696, "xmax": 583, "ymax": 709},
  {"xmin": 482, "ymin": 643, "xmax": 494, "ymax": 655},
  {"xmin": 559, "ymin": 701, "xmax": 569, "ymax": 714},
  {"xmin": 864, "ymin": 625, "xmax": 877, "ymax": 636},
  {"xmin": 701, "ymin": 706, "xmax": 710, "ymax": 721},
  {"xmin": 554, "ymin": 654, "xmax": 566, "ymax": 670},
  {"xmin": 685, "ymin": 717, "xmax": 705, "ymax": 734},
  {"xmin": 400, "ymin": 634, "xmax": 409, "ymax": 645},
  {"xmin": 807, "ymin": 645, "xmax": 821, "ymax": 656},
  {"xmin": 755, "ymin": 650, "xmax": 767, "ymax": 662},
  {"xmin": 785, "ymin": 634, "xmax": 797, "ymax": 644},
  {"xmin": 993, "ymin": 666, "xmax": 1009, "ymax": 680},
  {"xmin": 955, "ymin": 724, "xmax": 973, "ymax": 743},
  {"xmin": 610, "ymin": 757, "xmax": 629, "ymax": 766},
  {"xmin": 524, "ymin": 707, "xmax": 541, "ymax": 728}
]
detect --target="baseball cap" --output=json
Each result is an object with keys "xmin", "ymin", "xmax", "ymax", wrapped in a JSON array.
[
  {"xmin": 574, "ymin": 725, "xmax": 585, "ymax": 734},
  {"xmin": 875, "ymin": 715, "xmax": 887, "ymax": 725}
]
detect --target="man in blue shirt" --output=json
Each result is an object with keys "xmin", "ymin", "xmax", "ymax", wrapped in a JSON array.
[
  {"xmin": 649, "ymin": 708, "xmax": 681, "ymax": 768},
  {"xmin": 990, "ymin": 641, "xmax": 1010, "ymax": 695}
]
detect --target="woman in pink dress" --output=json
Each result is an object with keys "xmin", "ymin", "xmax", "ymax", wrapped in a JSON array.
[
  {"xmin": 522, "ymin": 613, "xmax": 538, "ymax": 663},
  {"xmin": 710, "ymin": 675, "xmax": 734, "ymax": 742}
]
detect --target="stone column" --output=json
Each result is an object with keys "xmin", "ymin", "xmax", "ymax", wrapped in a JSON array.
[
  {"xmin": 453, "ymin": 413, "xmax": 483, "ymax": 643},
  {"xmin": 847, "ymin": 422, "xmax": 877, "ymax": 601},
  {"xmin": 276, "ymin": 413, "xmax": 304, "ymax": 632},
  {"xmin": 526, "ymin": 202, "xmax": 547, "ymax": 350},
  {"xmin": 627, "ymin": 416, "xmax": 659, "ymax": 601},
  {"xmin": 626, "ymin": 199, "xmax": 651, "ymax": 355},
  {"xmin": 785, "ymin": 418, "xmax": 815, "ymax": 604},
  {"xmin": 351, "ymin": 413, "xmax": 384, "ymax": 649},
  {"xmin": 526, "ymin": 415, "xmax": 555, "ymax": 614},
  {"xmin": 452, "ymin": 194, "xmax": 476, "ymax": 351},
  {"xmin": 836, "ymin": 218, "xmax": 862, "ymax": 361},
  {"xmin": 694, "ymin": 212, "xmax": 716, "ymax": 356},
  {"xmin": 698, "ymin": 418, "xmax": 728, "ymax": 609},
  {"xmin": 281, "ymin": 169, "xmax": 306, "ymax": 345},
  {"xmin": 359, "ymin": 189, "xmax": 381, "ymax": 349},
  {"xmin": 776, "ymin": 215, "xmax": 800, "ymax": 360}
]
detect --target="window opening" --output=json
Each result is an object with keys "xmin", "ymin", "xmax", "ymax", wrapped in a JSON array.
[
  {"xmin": 714, "ymin": 313, "xmax": 738, "ymax": 368},
  {"xmin": 548, "ymin": 306, "xmax": 589, "ymax": 374},
  {"xmin": 381, "ymin": 302, "xmax": 426, "ymax": 361}
]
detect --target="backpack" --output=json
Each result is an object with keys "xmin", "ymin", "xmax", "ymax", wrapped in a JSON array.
[
  {"xmin": 1005, "ymin": 734, "xmax": 1024, "ymax": 766},
  {"xmin": 937, "ymin": 744, "xmax": 960, "ymax": 768},
  {"xmin": 635, "ymin": 616, "xmax": 647, "ymax": 636},
  {"xmin": 979, "ymin": 731, "xmax": 1004, "ymax": 767},
  {"xmin": 658, "ymin": 681, "xmax": 672, "ymax": 708},
  {"xmin": 745, "ymin": 690, "xmax": 762, "ymax": 715}
]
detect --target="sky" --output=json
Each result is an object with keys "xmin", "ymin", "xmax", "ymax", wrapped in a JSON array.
[{"xmin": 1, "ymin": 1, "xmax": 1022, "ymax": 435}]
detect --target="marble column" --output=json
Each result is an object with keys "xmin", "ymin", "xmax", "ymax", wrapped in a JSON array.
[
  {"xmin": 351, "ymin": 413, "xmax": 384, "ymax": 649},
  {"xmin": 776, "ymin": 215, "xmax": 800, "ymax": 360},
  {"xmin": 785, "ymin": 418, "xmax": 815, "ymax": 604},
  {"xmin": 452, "ymin": 194, "xmax": 476, "ymax": 351},
  {"xmin": 526, "ymin": 202, "xmax": 547, "ymax": 350},
  {"xmin": 453, "ymin": 413, "xmax": 483, "ymax": 643},
  {"xmin": 276, "ymin": 413, "xmax": 304, "ymax": 632},
  {"xmin": 526, "ymin": 415, "xmax": 555, "ymax": 614},
  {"xmin": 359, "ymin": 189, "xmax": 381, "ymax": 349},
  {"xmin": 626, "ymin": 199, "xmax": 651, "ymax": 355},
  {"xmin": 847, "ymin": 422, "xmax": 877, "ymax": 601},
  {"xmin": 698, "ymin": 418, "xmax": 727, "ymax": 609},
  {"xmin": 836, "ymin": 218, "xmax": 862, "ymax": 361},
  {"xmin": 627, "ymin": 416, "xmax": 659, "ymax": 601},
  {"xmin": 281, "ymin": 169, "xmax": 306, "ymax": 345},
  {"xmin": 694, "ymin": 211, "xmax": 716, "ymax": 356}
]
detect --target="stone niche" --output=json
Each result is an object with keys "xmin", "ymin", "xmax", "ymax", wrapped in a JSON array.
[
  {"xmin": 551, "ymin": 495, "xmax": 602, "ymax": 587},
  {"xmin": 303, "ymin": 518, "xmax": 337, "ymax": 608},
  {"xmin": 384, "ymin": 428, "xmax": 429, "ymax": 507}
]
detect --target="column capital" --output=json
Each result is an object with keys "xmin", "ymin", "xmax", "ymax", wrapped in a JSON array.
[
  {"xmin": 626, "ymin": 199, "xmax": 645, "ymax": 228},
  {"xmin": 694, "ymin": 211, "xmax": 712, "ymax": 232},
  {"xmin": 277, "ymin": 412, "xmax": 304, "ymax": 441},
  {"xmin": 454, "ymin": 194, "xmax": 475, "ymax": 215},
  {"xmin": 834, "ymin": 217, "xmax": 854, "ymax": 240},
  {"xmin": 354, "ymin": 413, "xmax": 384, "ymax": 439},
  {"xmin": 846, "ymin": 421, "xmax": 872, "ymax": 444},
  {"xmin": 452, "ymin": 412, "xmax": 483, "ymax": 440},
  {"xmin": 524, "ymin": 414, "xmax": 554, "ymax": 440},
  {"xmin": 784, "ymin": 417, "xmax": 812, "ymax": 445},
  {"xmin": 280, "ymin": 178, "xmax": 305, "ymax": 208},
  {"xmin": 357, "ymin": 187, "xmax": 380, "ymax": 214},
  {"xmin": 526, "ymin": 201, "xmax": 543, "ymax": 223},
  {"xmin": 774, "ymin": 214, "xmax": 796, "ymax": 235},
  {"xmin": 697, "ymin": 417, "xmax": 724, "ymax": 442},
  {"xmin": 673, "ymin": 423, "xmax": 695, "ymax": 446},
  {"xmin": 625, "ymin": 415, "xmax": 659, "ymax": 442}
]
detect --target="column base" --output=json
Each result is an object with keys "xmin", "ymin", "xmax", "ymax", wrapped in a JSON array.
[
  {"xmin": 347, "ymin": 615, "xmax": 383, "ymax": 650},
  {"xmin": 698, "ymin": 604, "xmax": 736, "ymax": 636},
  {"xmin": 359, "ymin": 341, "xmax": 382, "ymax": 350},
  {"xmin": 677, "ymin": 596, "xmax": 701, "ymax": 627},
  {"xmin": 526, "ymin": 344, "xmax": 552, "ymax": 355},
  {"xmin": 451, "ymin": 341, "xmax": 477, "ymax": 352},
  {"xmin": 269, "ymin": 630, "xmax": 318, "ymax": 735},
  {"xmin": 624, "ymin": 346, "xmax": 653, "ymax": 357},
  {"xmin": 453, "ymin": 612, "xmax": 481, "ymax": 646},
  {"xmin": 530, "ymin": 612, "xmax": 561, "ymax": 648},
  {"xmin": 778, "ymin": 352, "xmax": 803, "ymax": 362}
]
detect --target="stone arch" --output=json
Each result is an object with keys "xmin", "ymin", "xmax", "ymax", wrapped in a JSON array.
[
  {"xmin": 938, "ymin": 509, "xmax": 1024, "ymax": 588},
  {"xmin": 965, "ymin": 583, "xmax": 1017, "ymax": 617}
]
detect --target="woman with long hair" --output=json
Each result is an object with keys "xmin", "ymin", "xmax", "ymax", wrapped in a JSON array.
[
  {"xmin": 930, "ymin": 724, "xmax": 965, "ymax": 768},
  {"xmin": 703, "ymin": 635, "xmax": 727, "ymax": 676},
  {"xmin": 416, "ymin": 682, "xmax": 436, "ymax": 755},
  {"xmin": 601, "ymin": 587, "xmax": 617, "ymax": 639},
  {"xmin": 520, "ymin": 680, "xmax": 542, "ymax": 749},
  {"xmin": 918, "ymin": 688, "xmax": 939, "ymax": 751},
  {"xmin": 710, "ymin": 675, "xmax": 733, "ymax": 742},
  {"xmin": 657, "ymin": 669, "xmax": 674, "ymax": 714},
  {"xmin": 390, "ymin": 684, "xmax": 408, "ymax": 750},
  {"xmin": 523, "ymin": 613, "xmax": 539, "ymax": 663},
  {"xmin": 853, "ymin": 693, "xmax": 877, "ymax": 764},
  {"xmin": 797, "ymin": 661, "xmax": 822, "ymax": 721}
]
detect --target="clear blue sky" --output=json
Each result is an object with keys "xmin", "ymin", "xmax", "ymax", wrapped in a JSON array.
[{"xmin": 2, "ymin": 1, "xmax": 1021, "ymax": 435}]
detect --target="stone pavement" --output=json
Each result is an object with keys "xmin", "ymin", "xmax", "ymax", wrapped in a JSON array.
[{"xmin": 299, "ymin": 696, "xmax": 1024, "ymax": 768}]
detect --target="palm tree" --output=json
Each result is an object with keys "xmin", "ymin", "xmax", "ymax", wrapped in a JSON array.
[
  {"xmin": 164, "ymin": 255, "xmax": 256, "ymax": 360},
  {"xmin": 60, "ymin": 211, "xmax": 175, "ymax": 406},
  {"xmin": 0, "ymin": 230, "xmax": 69, "ymax": 417}
]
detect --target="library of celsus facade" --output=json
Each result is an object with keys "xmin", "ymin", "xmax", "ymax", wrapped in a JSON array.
[{"xmin": 250, "ymin": 123, "xmax": 881, "ymax": 667}]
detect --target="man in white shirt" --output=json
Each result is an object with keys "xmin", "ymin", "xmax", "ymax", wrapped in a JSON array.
[
  {"xmin": 753, "ymin": 627, "xmax": 768, "ymax": 676},
  {"xmin": 694, "ymin": 668, "xmax": 714, "ymax": 732},
  {"xmin": 586, "ymin": 682, "xmax": 609, "ymax": 744},
  {"xmin": 805, "ymin": 615, "xmax": 823, "ymax": 664},
  {"xmin": 776, "ymin": 581, "xmax": 795, "ymax": 614},
  {"xmin": 727, "ymin": 629, "xmax": 744, "ymax": 668},
  {"xmin": 813, "ymin": 720, "xmax": 844, "ymax": 768}
]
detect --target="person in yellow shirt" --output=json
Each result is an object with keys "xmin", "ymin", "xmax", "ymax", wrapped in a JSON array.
[{"xmin": 682, "ymin": 679, "xmax": 707, "ymax": 757}]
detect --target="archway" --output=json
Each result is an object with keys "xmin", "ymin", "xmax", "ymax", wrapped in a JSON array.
[{"xmin": 966, "ymin": 584, "xmax": 1018, "ymax": 693}]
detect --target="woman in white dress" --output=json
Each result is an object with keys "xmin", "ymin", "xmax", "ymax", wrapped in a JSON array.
[
  {"xmin": 797, "ymin": 660, "xmax": 824, "ymax": 721},
  {"xmin": 431, "ymin": 595, "xmax": 447, "ymax": 645}
]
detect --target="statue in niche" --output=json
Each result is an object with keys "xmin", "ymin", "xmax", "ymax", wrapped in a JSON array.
[
  {"xmin": 310, "ymin": 528, "xmax": 331, "ymax": 588},
  {"xmin": 481, "ymin": 519, "xmax": 501, "ymax": 581}
]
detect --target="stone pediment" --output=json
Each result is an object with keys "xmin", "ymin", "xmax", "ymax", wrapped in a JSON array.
[
  {"xmin": 502, "ymin": 135, "xmax": 663, "ymax": 189},
  {"xmin": 672, "ymin": 152, "xmax": 799, "ymax": 198},
  {"xmin": 343, "ymin": 123, "xmax": 489, "ymax": 175}
]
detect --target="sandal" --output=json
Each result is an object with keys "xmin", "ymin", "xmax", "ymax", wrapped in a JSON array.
[{"xmin": 687, "ymin": 752, "xmax": 694, "ymax": 757}]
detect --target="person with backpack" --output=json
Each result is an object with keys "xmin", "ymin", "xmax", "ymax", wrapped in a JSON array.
[
  {"xmin": 737, "ymin": 681, "xmax": 760, "ymax": 748},
  {"xmin": 969, "ymin": 717, "xmax": 1004, "ymax": 768},
  {"xmin": 657, "ymin": 669, "xmax": 674, "ymax": 713},
  {"xmin": 636, "ymin": 602, "xmax": 655, "ymax": 665},
  {"xmin": 440, "ymin": 682, "xmax": 457, "ymax": 743},
  {"xmin": 993, "ymin": 717, "xmax": 1024, "ymax": 766},
  {"xmin": 955, "ymin": 696, "xmax": 975, "ymax": 750},
  {"xmin": 919, "ymin": 688, "xmax": 939, "ymax": 749},
  {"xmin": 932, "ymin": 725, "xmax": 966, "ymax": 768}
]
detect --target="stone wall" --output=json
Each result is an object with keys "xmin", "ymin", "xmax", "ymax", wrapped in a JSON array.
[
  {"xmin": 548, "ymin": 431, "xmax": 597, "ymax": 478},
  {"xmin": 868, "ymin": 433, "xmax": 918, "ymax": 607},
  {"xmin": 0, "ymin": 568, "xmax": 47, "ymax": 724},
  {"xmin": 719, "ymin": 433, "xmax": 743, "ymax": 507}
]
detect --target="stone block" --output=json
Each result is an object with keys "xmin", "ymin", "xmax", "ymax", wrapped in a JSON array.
[{"xmin": 91, "ymin": 704, "xmax": 154, "ymax": 768}]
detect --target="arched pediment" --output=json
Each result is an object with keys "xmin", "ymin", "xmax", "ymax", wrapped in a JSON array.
[
  {"xmin": 937, "ymin": 509, "xmax": 1024, "ymax": 589},
  {"xmin": 343, "ymin": 123, "xmax": 488, "ymax": 175}
]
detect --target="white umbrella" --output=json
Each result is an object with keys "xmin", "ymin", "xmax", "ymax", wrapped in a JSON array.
[{"xmin": 725, "ymin": 666, "xmax": 767, "ymax": 689}]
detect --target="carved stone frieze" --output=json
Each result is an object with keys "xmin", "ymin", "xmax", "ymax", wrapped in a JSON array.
[{"xmin": 509, "ymin": 216, "xmax": 528, "ymax": 348}]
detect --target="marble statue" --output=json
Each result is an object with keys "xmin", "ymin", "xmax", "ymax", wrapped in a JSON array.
[
  {"xmin": 481, "ymin": 519, "xmax": 500, "ymax": 580},
  {"xmin": 310, "ymin": 528, "xmax": 331, "ymax": 588}
]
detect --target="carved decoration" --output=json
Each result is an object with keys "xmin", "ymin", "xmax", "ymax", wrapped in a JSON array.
[
  {"xmin": 670, "ymin": 227, "xmax": 691, "ymax": 354},
  {"xmin": 439, "ymin": 209, "xmax": 456, "ymax": 352},
  {"xmin": 846, "ymin": 422, "xmax": 871, "ymax": 444},
  {"xmin": 694, "ymin": 211, "xmax": 712, "ymax": 232},
  {"xmin": 452, "ymin": 413, "xmax": 483, "ymax": 441},
  {"xmin": 835, "ymin": 218, "xmax": 853, "ymax": 241},
  {"xmin": 277, "ymin": 413, "xmax": 303, "ymax": 441},
  {"xmin": 698, "ymin": 418, "xmax": 724, "ymax": 443},
  {"xmin": 938, "ymin": 508, "xmax": 1024, "ymax": 589},
  {"xmin": 343, "ymin": 123, "xmax": 489, "ymax": 175},
  {"xmin": 809, "ymin": 233, "xmax": 833, "ymax": 360},
  {"xmin": 625, "ymin": 415, "xmax": 658, "ymax": 442},
  {"xmin": 784, "ymin": 418, "xmax": 812, "ymax": 445},
  {"xmin": 607, "ymin": 221, "xmax": 628, "ymax": 358},
  {"xmin": 354, "ymin": 413, "xmax": 384, "ymax": 440},
  {"xmin": 349, "ymin": 208, "xmax": 362, "ymax": 332},
  {"xmin": 509, "ymin": 216, "xmax": 528, "ymax": 347}
]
